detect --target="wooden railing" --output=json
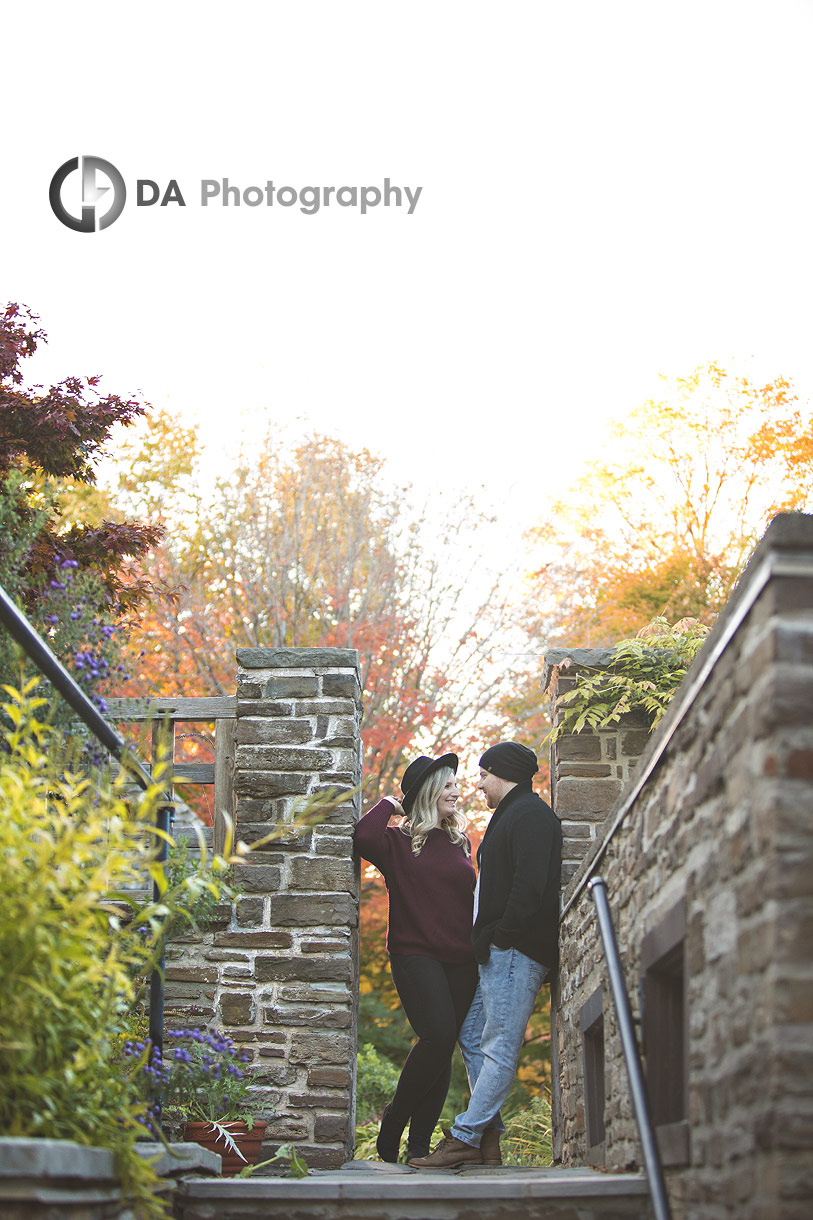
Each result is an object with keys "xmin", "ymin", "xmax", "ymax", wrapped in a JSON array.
[{"xmin": 106, "ymin": 696, "xmax": 237, "ymax": 856}]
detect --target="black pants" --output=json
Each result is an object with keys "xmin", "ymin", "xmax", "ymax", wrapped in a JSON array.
[{"xmin": 387, "ymin": 954, "xmax": 478, "ymax": 1156}]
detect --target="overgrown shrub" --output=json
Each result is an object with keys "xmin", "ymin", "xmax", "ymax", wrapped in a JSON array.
[
  {"xmin": 0, "ymin": 681, "xmax": 351, "ymax": 1208},
  {"xmin": 0, "ymin": 682, "xmax": 230, "ymax": 1215},
  {"xmin": 355, "ymin": 1042, "xmax": 402, "ymax": 1127}
]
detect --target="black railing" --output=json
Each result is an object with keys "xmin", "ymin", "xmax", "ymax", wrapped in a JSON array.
[
  {"xmin": 0, "ymin": 583, "xmax": 171, "ymax": 1100},
  {"xmin": 588, "ymin": 876, "xmax": 672, "ymax": 1220}
]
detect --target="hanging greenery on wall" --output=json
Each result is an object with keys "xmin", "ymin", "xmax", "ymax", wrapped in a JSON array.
[{"xmin": 548, "ymin": 617, "xmax": 710, "ymax": 739}]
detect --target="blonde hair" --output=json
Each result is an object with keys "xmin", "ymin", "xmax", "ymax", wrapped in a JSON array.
[{"xmin": 400, "ymin": 767, "xmax": 469, "ymax": 857}]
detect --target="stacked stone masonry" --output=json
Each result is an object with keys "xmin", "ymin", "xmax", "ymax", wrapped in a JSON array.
[
  {"xmin": 550, "ymin": 514, "xmax": 813, "ymax": 1220},
  {"xmin": 544, "ymin": 647, "xmax": 650, "ymax": 889},
  {"xmin": 165, "ymin": 647, "xmax": 363, "ymax": 1170}
]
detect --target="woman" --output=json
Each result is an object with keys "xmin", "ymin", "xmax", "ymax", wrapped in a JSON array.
[{"xmin": 354, "ymin": 752, "xmax": 477, "ymax": 1164}]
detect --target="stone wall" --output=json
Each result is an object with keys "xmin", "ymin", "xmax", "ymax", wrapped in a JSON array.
[
  {"xmin": 541, "ymin": 655, "xmax": 653, "ymax": 1163},
  {"xmin": 551, "ymin": 514, "xmax": 813, "ymax": 1220},
  {"xmin": 542, "ymin": 649, "xmax": 650, "ymax": 890},
  {"xmin": 164, "ymin": 647, "xmax": 363, "ymax": 1170},
  {"xmin": 0, "ymin": 1137, "xmax": 220, "ymax": 1220}
]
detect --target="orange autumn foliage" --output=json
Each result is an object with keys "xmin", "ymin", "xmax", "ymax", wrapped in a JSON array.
[
  {"xmin": 112, "ymin": 420, "xmax": 518, "ymax": 794},
  {"xmin": 524, "ymin": 363, "xmax": 813, "ymax": 649}
]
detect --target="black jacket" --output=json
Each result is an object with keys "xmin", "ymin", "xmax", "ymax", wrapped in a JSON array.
[{"xmin": 472, "ymin": 782, "xmax": 562, "ymax": 970}]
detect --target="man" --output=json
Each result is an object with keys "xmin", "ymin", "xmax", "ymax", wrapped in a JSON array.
[{"xmin": 409, "ymin": 740, "xmax": 562, "ymax": 1168}]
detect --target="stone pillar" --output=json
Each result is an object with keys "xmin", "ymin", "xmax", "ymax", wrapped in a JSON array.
[
  {"xmin": 543, "ymin": 648, "xmax": 651, "ymax": 889},
  {"xmin": 222, "ymin": 647, "xmax": 363, "ymax": 1169},
  {"xmin": 543, "ymin": 647, "xmax": 651, "ymax": 1163}
]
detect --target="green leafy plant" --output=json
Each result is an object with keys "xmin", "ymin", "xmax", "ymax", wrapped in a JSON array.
[
  {"xmin": 164, "ymin": 837, "xmax": 235, "ymax": 933},
  {"xmin": 549, "ymin": 616, "xmax": 710, "ymax": 739},
  {"xmin": 237, "ymin": 1143, "xmax": 309, "ymax": 1178},
  {"xmin": 0, "ymin": 681, "xmax": 185, "ymax": 1215},
  {"xmin": 354, "ymin": 1118, "xmax": 408, "ymax": 1162},
  {"xmin": 355, "ymin": 1042, "xmax": 402, "ymax": 1126},
  {"xmin": 354, "ymin": 1042, "xmax": 420, "ymax": 1161},
  {"xmin": 0, "ymin": 677, "xmax": 357, "ymax": 1209},
  {"xmin": 501, "ymin": 1095, "xmax": 553, "ymax": 1166}
]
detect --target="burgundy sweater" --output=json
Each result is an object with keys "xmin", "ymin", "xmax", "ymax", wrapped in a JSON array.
[{"xmin": 354, "ymin": 799, "xmax": 477, "ymax": 964}]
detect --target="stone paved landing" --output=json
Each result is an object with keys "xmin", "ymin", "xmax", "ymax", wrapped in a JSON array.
[{"xmin": 175, "ymin": 1160, "xmax": 651, "ymax": 1220}]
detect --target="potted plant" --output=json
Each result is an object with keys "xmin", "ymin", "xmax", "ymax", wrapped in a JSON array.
[
  {"xmin": 127, "ymin": 1027, "xmax": 267, "ymax": 1176},
  {"xmin": 166, "ymin": 1028, "xmax": 267, "ymax": 1175}
]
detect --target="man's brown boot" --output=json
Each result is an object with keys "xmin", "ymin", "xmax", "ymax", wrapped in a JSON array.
[
  {"xmin": 480, "ymin": 1128, "xmax": 502, "ymax": 1166},
  {"xmin": 408, "ymin": 1129, "xmax": 483, "ymax": 1169}
]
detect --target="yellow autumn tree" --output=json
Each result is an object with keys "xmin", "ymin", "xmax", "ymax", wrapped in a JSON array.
[{"xmin": 524, "ymin": 363, "xmax": 813, "ymax": 648}]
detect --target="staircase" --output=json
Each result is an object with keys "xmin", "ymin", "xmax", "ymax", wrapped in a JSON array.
[{"xmin": 174, "ymin": 1161, "xmax": 651, "ymax": 1219}]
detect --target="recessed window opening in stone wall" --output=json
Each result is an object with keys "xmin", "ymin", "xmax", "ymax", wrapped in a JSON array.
[
  {"xmin": 641, "ymin": 901, "xmax": 689, "ymax": 1168},
  {"xmin": 579, "ymin": 987, "xmax": 606, "ymax": 1159}
]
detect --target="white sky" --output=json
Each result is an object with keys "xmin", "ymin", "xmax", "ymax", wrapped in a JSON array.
[{"xmin": 3, "ymin": 0, "xmax": 813, "ymax": 575}]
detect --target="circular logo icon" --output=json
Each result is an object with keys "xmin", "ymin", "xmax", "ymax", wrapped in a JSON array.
[{"xmin": 49, "ymin": 156, "xmax": 126, "ymax": 232}]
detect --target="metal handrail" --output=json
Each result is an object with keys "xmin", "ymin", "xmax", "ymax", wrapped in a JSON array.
[
  {"xmin": 0, "ymin": 583, "xmax": 171, "ymax": 1087},
  {"xmin": 588, "ymin": 876, "xmax": 672, "ymax": 1220},
  {"xmin": 0, "ymin": 583, "xmax": 154, "ymax": 791}
]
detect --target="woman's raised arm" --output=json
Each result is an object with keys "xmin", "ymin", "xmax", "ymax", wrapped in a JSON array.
[{"xmin": 352, "ymin": 796, "xmax": 402, "ymax": 868}]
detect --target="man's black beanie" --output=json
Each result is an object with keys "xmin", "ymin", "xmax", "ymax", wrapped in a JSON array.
[{"xmin": 479, "ymin": 741, "xmax": 539, "ymax": 783}]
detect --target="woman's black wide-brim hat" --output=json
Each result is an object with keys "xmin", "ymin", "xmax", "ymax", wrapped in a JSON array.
[{"xmin": 400, "ymin": 752, "xmax": 458, "ymax": 816}]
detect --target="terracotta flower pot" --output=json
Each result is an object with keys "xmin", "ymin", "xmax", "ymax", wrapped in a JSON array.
[{"xmin": 183, "ymin": 1120, "xmax": 268, "ymax": 1176}]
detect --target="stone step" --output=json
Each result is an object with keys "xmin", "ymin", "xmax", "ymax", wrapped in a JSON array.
[{"xmin": 176, "ymin": 1163, "xmax": 651, "ymax": 1220}]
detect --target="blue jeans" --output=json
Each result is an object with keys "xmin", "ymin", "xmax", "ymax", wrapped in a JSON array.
[{"xmin": 453, "ymin": 946, "xmax": 549, "ymax": 1147}]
